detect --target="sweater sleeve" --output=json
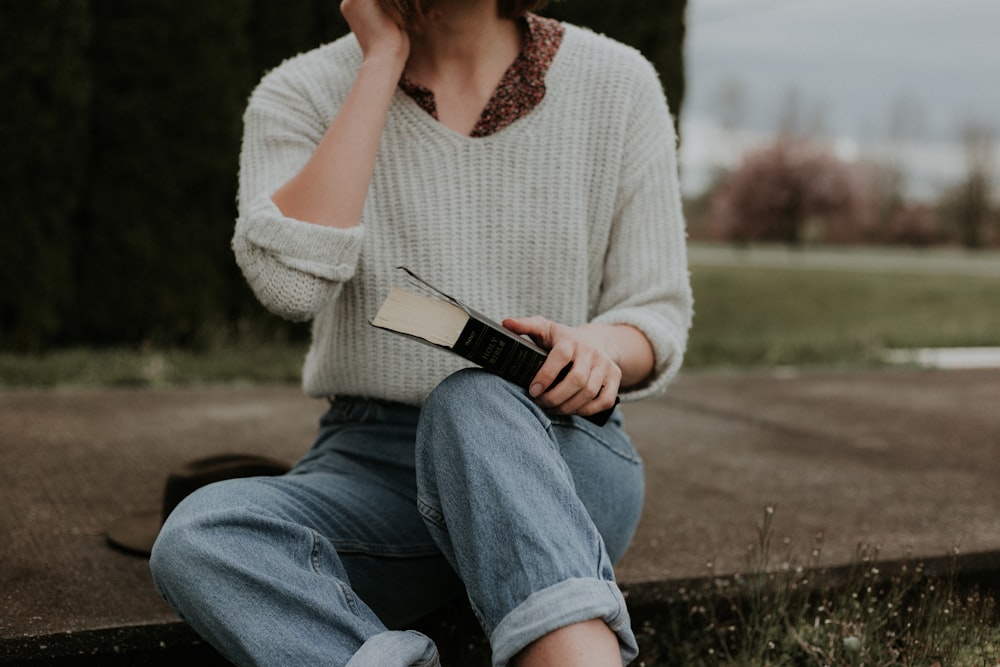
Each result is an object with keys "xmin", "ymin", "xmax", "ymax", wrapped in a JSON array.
[
  {"xmin": 591, "ymin": 59, "xmax": 693, "ymax": 401},
  {"xmin": 232, "ymin": 49, "xmax": 365, "ymax": 322}
]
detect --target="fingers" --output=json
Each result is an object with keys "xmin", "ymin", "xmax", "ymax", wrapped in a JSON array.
[
  {"xmin": 503, "ymin": 317, "xmax": 621, "ymax": 418},
  {"xmin": 502, "ymin": 316, "xmax": 552, "ymax": 348},
  {"xmin": 340, "ymin": 0, "xmax": 409, "ymax": 59},
  {"xmin": 538, "ymin": 344, "xmax": 621, "ymax": 417}
]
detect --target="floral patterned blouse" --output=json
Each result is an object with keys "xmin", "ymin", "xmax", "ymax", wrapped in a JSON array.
[{"xmin": 398, "ymin": 13, "xmax": 565, "ymax": 138}]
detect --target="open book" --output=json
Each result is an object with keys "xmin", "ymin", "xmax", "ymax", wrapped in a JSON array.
[{"xmin": 371, "ymin": 267, "xmax": 617, "ymax": 427}]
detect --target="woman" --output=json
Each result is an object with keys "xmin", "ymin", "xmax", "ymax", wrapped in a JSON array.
[{"xmin": 150, "ymin": 0, "xmax": 692, "ymax": 664}]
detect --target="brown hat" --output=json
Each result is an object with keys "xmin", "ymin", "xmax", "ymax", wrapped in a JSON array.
[{"xmin": 105, "ymin": 453, "xmax": 291, "ymax": 558}]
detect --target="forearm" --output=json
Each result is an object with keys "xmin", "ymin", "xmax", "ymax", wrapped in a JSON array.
[{"xmin": 271, "ymin": 50, "xmax": 406, "ymax": 228}]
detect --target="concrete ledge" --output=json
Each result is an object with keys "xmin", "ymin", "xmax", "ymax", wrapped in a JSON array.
[
  {"xmin": 3, "ymin": 369, "xmax": 999, "ymax": 664},
  {"xmin": 8, "ymin": 548, "xmax": 997, "ymax": 666},
  {"xmin": 0, "ymin": 624, "xmax": 219, "ymax": 666}
]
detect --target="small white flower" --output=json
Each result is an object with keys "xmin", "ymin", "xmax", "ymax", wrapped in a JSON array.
[{"xmin": 843, "ymin": 636, "xmax": 862, "ymax": 653}]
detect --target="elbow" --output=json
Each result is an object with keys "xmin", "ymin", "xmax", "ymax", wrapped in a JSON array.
[{"xmin": 233, "ymin": 241, "xmax": 334, "ymax": 322}]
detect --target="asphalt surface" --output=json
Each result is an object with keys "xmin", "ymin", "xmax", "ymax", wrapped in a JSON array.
[{"xmin": 2, "ymin": 367, "xmax": 999, "ymax": 663}]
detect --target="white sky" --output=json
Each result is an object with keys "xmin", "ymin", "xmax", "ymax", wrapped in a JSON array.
[{"xmin": 680, "ymin": 0, "xmax": 1000, "ymax": 198}]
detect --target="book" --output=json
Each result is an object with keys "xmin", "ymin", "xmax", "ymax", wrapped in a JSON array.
[{"xmin": 370, "ymin": 267, "xmax": 618, "ymax": 427}]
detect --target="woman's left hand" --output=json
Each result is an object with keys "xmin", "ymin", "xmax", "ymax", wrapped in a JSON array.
[{"xmin": 502, "ymin": 317, "xmax": 630, "ymax": 418}]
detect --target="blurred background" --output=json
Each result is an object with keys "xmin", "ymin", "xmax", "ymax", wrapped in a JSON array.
[
  {"xmin": 0, "ymin": 0, "xmax": 997, "ymax": 386},
  {"xmin": 682, "ymin": 0, "xmax": 1000, "ymax": 247}
]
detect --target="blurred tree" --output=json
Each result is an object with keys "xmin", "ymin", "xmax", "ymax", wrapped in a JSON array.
[
  {"xmin": 884, "ymin": 96, "xmax": 923, "ymax": 204},
  {"xmin": 864, "ymin": 94, "xmax": 926, "ymax": 240},
  {"xmin": 0, "ymin": 0, "xmax": 92, "ymax": 350},
  {"xmin": 705, "ymin": 138, "xmax": 875, "ymax": 245},
  {"xmin": 955, "ymin": 120, "xmax": 996, "ymax": 249},
  {"xmin": 883, "ymin": 203, "xmax": 940, "ymax": 246},
  {"xmin": 775, "ymin": 84, "xmax": 827, "ymax": 140},
  {"xmin": 714, "ymin": 77, "xmax": 748, "ymax": 166},
  {"xmin": 74, "ymin": 0, "xmax": 253, "ymax": 345}
]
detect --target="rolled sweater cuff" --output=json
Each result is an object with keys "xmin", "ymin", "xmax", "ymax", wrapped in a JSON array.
[
  {"xmin": 235, "ymin": 194, "xmax": 364, "ymax": 281},
  {"xmin": 591, "ymin": 308, "xmax": 686, "ymax": 401}
]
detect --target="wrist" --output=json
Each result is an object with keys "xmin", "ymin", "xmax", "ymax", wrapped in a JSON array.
[
  {"xmin": 360, "ymin": 37, "xmax": 409, "ymax": 74},
  {"xmin": 592, "ymin": 323, "xmax": 654, "ymax": 389}
]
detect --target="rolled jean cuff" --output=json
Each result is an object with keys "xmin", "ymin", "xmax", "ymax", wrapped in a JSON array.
[
  {"xmin": 489, "ymin": 578, "xmax": 638, "ymax": 667},
  {"xmin": 345, "ymin": 630, "xmax": 440, "ymax": 667}
]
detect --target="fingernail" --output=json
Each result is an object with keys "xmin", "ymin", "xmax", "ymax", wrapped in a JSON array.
[{"xmin": 529, "ymin": 383, "xmax": 543, "ymax": 398}]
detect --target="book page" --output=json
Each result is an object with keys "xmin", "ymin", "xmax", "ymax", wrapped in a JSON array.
[{"xmin": 372, "ymin": 287, "xmax": 470, "ymax": 347}]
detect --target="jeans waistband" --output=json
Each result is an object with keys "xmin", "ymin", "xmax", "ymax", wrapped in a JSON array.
[{"xmin": 324, "ymin": 395, "xmax": 423, "ymax": 426}]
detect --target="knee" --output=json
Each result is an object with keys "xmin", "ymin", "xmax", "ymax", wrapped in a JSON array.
[
  {"xmin": 416, "ymin": 369, "xmax": 555, "ymax": 482},
  {"xmin": 424, "ymin": 368, "xmax": 512, "ymax": 410},
  {"xmin": 420, "ymin": 368, "xmax": 539, "ymax": 429},
  {"xmin": 148, "ymin": 488, "xmax": 211, "ymax": 598},
  {"xmin": 149, "ymin": 481, "xmax": 250, "ymax": 602}
]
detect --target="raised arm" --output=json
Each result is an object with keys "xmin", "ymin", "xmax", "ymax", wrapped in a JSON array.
[
  {"xmin": 271, "ymin": 0, "xmax": 409, "ymax": 228},
  {"xmin": 232, "ymin": 0, "xmax": 412, "ymax": 320}
]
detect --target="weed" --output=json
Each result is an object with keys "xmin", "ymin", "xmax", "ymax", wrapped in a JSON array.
[{"xmin": 636, "ymin": 507, "xmax": 1000, "ymax": 666}]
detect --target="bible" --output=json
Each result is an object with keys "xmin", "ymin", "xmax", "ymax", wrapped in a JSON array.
[{"xmin": 370, "ymin": 267, "xmax": 618, "ymax": 426}]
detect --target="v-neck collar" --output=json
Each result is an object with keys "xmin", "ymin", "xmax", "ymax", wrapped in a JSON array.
[{"xmin": 397, "ymin": 13, "xmax": 564, "ymax": 138}]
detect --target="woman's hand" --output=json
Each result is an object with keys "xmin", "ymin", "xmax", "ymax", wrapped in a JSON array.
[
  {"xmin": 502, "ymin": 317, "xmax": 654, "ymax": 418},
  {"xmin": 340, "ymin": 0, "xmax": 410, "ymax": 64}
]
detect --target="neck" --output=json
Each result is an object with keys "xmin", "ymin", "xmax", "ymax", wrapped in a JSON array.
[{"xmin": 405, "ymin": 1, "xmax": 521, "ymax": 85}]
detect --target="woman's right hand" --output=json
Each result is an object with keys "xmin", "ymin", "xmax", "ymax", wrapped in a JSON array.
[{"xmin": 340, "ymin": 0, "xmax": 410, "ymax": 64}]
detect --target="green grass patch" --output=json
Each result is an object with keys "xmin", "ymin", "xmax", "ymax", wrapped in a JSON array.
[
  {"xmin": 2, "ymin": 264, "xmax": 998, "ymax": 388},
  {"xmin": 686, "ymin": 265, "xmax": 1000, "ymax": 369},
  {"xmin": 0, "ymin": 343, "xmax": 309, "ymax": 389}
]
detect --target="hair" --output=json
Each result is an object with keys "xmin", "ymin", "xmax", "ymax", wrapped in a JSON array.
[{"xmin": 377, "ymin": 0, "xmax": 549, "ymax": 29}]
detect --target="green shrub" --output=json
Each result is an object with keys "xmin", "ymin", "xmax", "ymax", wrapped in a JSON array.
[
  {"xmin": 72, "ymin": 0, "xmax": 254, "ymax": 346},
  {"xmin": 0, "ymin": 1, "xmax": 687, "ymax": 351},
  {"xmin": 0, "ymin": 0, "xmax": 92, "ymax": 350}
]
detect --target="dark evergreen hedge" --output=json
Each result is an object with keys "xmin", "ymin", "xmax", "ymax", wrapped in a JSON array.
[
  {"xmin": 0, "ymin": 1, "xmax": 684, "ymax": 350},
  {"xmin": 0, "ymin": 0, "xmax": 92, "ymax": 350},
  {"xmin": 73, "ymin": 0, "xmax": 253, "ymax": 345}
]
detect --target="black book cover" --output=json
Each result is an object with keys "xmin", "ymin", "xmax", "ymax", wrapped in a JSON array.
[{"xmin": 371, "ymin": 267, "xmax": 617, "ymax": 426}]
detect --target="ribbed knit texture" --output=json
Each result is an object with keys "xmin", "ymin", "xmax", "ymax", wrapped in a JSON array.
[{"xmin": 233, "ymin": 23, "xmax": 693, "ymax": 405}]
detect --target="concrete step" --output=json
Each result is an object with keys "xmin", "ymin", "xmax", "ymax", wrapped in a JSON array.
[{"xmin": 3, "ymin": 369, "xmax": 998, "ymax": 664}]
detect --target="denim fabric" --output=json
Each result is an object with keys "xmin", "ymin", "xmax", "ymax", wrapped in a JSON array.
[{"xmin": 150, "ymin": 369, "xmax": 644, "ymax": 666}]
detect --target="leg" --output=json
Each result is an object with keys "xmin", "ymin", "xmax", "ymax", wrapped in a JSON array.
[
  {"xmin": 513, "ymin": 619, "xmax": 621, "ymax": 667},
  {"xmin": 150, "ymin": 398, "xmax": 462, "ymax": 667},
  {"xmin": 414, "ymin": 369, "xmax": 644, "ymax": 666}
]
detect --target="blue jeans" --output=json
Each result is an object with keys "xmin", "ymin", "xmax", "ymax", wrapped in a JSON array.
[{"xmin": 150, "ymin": 369, "xmax": 644, "ymax": 666}]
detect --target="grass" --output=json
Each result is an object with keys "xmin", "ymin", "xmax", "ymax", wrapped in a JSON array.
[
  {"xmin": 634, "ymin": 507, "xmax": 1000, "ymax": 666},
  {"xmin": 2, "ymin": 256, "xmax": 999, "ymax": 388},
  {"xmin": 685, "ymin": 264, "xmax": 1000, "ymax": 370},
  {"xmin": 0, "ymin": 342, "xmax": 309, "ymax": 389}
]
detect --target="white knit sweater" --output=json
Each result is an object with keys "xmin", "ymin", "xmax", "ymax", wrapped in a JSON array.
[{"xmin": 233, "ymin": 23, "xmax": 692, "ymax": 405}]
